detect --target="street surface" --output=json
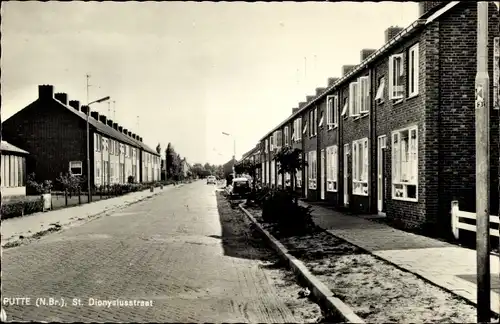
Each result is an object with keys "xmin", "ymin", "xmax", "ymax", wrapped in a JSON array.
[{"xmin": 1, "ymin": 181, "xmax": 322, "ymax": 323}]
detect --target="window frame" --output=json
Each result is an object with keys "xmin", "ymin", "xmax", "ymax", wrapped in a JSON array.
[
  {"xmin": 284, "ymin": 126, "xmax": 289, "ymax": 146},
  {"xmin": 308, "ymin": 150, "xmax": 317, "ymax": 189},
  {"xmin": 358, "ymin": 76, "xmax": 370, "ymax": 114},
  {"xmin": 69, "ymin": 161, "xmax": 83, "ymax": 176},
  {"xmin": 408, "ymin": 43, "xmax": 419, "ymax": 98},
  {"xmin": 349, "ymin": 81, "xmax": 359, "ymax": 117},
  {"xmin": 326, "ymin": 95, "xmax": 334, "ymax": 129},
  {"xmin": 391, "ymin": 125, "xmax": 418, "ymax": 202},
  {"xmin": 352, "ymin": 138, "xmax": 369, "ymax": 196},
  {"xmin": 388, "ymin": 53, "xmax": 404, "ymax": 100},
  {"xmin": 326, "ymin": 145, "xmax": 338, "ymax": 192}
]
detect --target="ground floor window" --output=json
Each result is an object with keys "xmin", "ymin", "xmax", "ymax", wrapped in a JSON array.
[
  {"xmin": 308, "ymin": 151, "xmax": 317, "ymax": 189},
  {"xmin": 326, "ymin": 145, "xmax": 338, "ymax": 192},
  {"xmin": 296, "ymin": 170, "xmax": 302, "ymax": 188},
  {"xmin": 392, "ymin": 125, "xmax": 418, "ymax": 201},
  {"xmin": 352, "ymin": 138, "xmax": 368, "ymax": 195}
]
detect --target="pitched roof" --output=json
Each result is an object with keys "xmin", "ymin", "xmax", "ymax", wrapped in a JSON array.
[
  {"xmin": 1, "ymin": 141, "xmax": 29, "ymax": 155},
  {"xmin": 54, "ymin": 98, "xmax": 160, "ymax": 156},
  {"xmin": 259, "ymin": 1, "xmax": 461, "ymax": 142}
]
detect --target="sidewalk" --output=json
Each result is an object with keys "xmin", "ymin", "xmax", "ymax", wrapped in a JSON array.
[
  {"xmin": 300, "ymin": 201, "xmax": 500, "ymax": 316},
  {"xmin": 1, "ymin": 185, "xmax": 178, "ymax": 247}
]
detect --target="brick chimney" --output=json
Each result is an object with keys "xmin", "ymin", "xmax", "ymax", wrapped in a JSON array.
[
  {"xmin": 132, "ymin": 134, "xmax": 136, "ymax": 139},
  {"xmin": 69, "ymin": 100, "xmax": 80, "ymax": 110},
  {"xmin": 418, "ymin": 1, "xmax": 448, "ymax": 17},
  {"xmin": 315, "ymin": 87, "xmax": 326, "ymax": 96},
  {"xmin": 327, "ymin": 77, "xmax": 339, "ymax": 87},
  {"xmin": 38, "ymin": 85, "xmax": 54, "ymax": 100},
  {"xmin": 90, "ymin": 111, "xmax": 99, "ymax": 120},
  {"xmin": 385, "ymin": 26, "xmax": 404, "ymax": 43},
  {"xmin": 306, "ymin": 95, "xmax": 315, "ymax": 102},
  {"xmin": 298, "ymin": 101, "xmax": 307, "ymax": 109},
  {"xmin": 81, "ymin": 105, "xmax": 90, "ymax": 115},
  {"xmin": 127, "ymin": 131, "xmax": 132, "ymax": 136},
  {"xmin": 113, "ymin": 122, "xmax": 118, "ymax": 130},
  {"xmin": 118, "ymin": 126, "xmax": 123, "ymax": 132},
  {"xmin": 106, "ymin": 119, "xmax": 113, "ymax": 127},
  {"xmin": 342, "ymin": 65, "xmax": 356, "ymax": 76},
  {"xmin": 292, "ymin": 108, "xmax": 299, "ymax": 114},
  {"xmin": 360, "ymin": 49, "xmax": 377, "ymax": 62},
  {"xmin": 139, "ymin": 137, "xmax": 143, "ymax": 142},
  {"xmin": 54, "ymin": 93, "xmax": 68, "ymax": 105},
  {"xmin": 99, "ymin": 115, "xmax": 107, "ymax": 124},
  {"xmin": 123, "ymin": 128, "xmax": 128, "ymax": 134}
]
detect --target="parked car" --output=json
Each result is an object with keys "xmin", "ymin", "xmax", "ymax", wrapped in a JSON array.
[
  {"xmin": 229, "ymin": 177, "xmax": 251, "ymax": 199},
  {"xmin": 206, "ymin": 176, "xmax": 216, "ymax": 185}
]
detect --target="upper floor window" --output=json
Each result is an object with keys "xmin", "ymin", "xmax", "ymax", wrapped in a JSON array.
[
  {"xmin": 349, "ymin": 76, "xmax": 370, "ymax": 117},
  {"xmin": 408, "ymin": 43, "xmax": 419, "ymax": 97},
  {"xmin": 308, "ymin": 108, "xmax": 317, "ymax": 137},
  {"xmin": 326, "ymin": 145, "xmax": 338, "ymax": 192},
  {"xmin": 326, "ymin": 95, "xmax": 339, "ymax": 129},
  {"xmin": 389, "ymin": 53, "xmax": 404, "ymax": 100},
  {"xmin": 273, "ymin": 130, "xmax": 282, "ymax": 150},
  {"xmin": 264, "ymin": 139, "xmax": 269, "ymax": 153},
  {"xmin": 292, "ymin": 117, "xmax": 302, "ymax": 142},
  {"xmin": 284, "ymin": 126, "xmax": 289, "ymax": 146}
]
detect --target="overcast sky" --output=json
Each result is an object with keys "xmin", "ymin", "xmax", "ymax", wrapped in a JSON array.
[{"xmin": 1, "ymin": 1, "xmax": 418, "ymax": 165}]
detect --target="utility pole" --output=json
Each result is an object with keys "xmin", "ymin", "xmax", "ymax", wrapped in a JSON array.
[
  {"xmin": 86, "ymin": 74, "xmax": 92, "ymax": 204},
  {"xmin": 475, "ymin": 2, "xmax": 491, "ymax": 322}
]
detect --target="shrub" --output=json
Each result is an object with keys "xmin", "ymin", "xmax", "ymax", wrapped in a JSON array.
[
  {"xmin": 128, "ymin": 175, "xmax": 136, "ymax": 184},
  {"xmin": 261, "ymin": 189, "xmax": 314, "ymax": 235},
  {"xmin": 1, "ymin": 197, "xmax": 44, "ymax": 219}
]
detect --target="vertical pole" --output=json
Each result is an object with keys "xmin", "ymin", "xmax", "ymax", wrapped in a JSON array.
[
  {"xmin": 86, "ymin": 74, "xmax": 92, "ymax": 204},
  {"xmin": 475, "ymin": 2, "xmax": 491, "ymax": 322}
]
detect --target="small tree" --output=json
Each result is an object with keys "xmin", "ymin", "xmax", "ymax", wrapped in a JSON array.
[
  {"xmin": 274, "ymin": 146, "xmax": 306, "ymax": 205},
  {"xmin": 56, "ymin": 172, "xmax": 83, "ymax": 198},
  {"xmin": 27, "ymin": 173, "xmax": 53, "ymax": 194}
]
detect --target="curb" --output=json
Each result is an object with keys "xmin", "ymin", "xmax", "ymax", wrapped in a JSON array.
[
  {"xmin": 1, "ymin": 188, "xmax": 166, "ymax": 249},
  {"xmin": 239, "ymin": 203, "xmax": 365, "ymax": 324}
]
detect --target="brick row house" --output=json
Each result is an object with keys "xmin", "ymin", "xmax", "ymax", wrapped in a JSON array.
[
  {"xmin": 257, "ymin": 1, "xmax": 500, "ymax": 238},
  {"xmin": 2, "ymin": 84, "xmax": 161, "ymax": 190},
  {"xmin": 237, "ymin": 144, "xmax": 261, "ymax": 180}
]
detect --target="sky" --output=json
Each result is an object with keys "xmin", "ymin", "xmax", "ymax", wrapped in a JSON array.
[{"xmin": 1, "ymin": 1, "xmax": 419, "ymax": 166}]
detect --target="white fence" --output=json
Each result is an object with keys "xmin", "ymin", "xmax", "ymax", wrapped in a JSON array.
[{"xmin": 451, "ymin": 200, "xmax": 500, "ymax": 240}]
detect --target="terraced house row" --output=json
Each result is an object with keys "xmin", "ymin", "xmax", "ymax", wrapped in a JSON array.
[
  {"xmin": 2, "ymin": 84, "xmax": 161, "ymax": 190},
  {"xmin": 257, "ymin": 1, "xmax": 500, "ymax": 237}
]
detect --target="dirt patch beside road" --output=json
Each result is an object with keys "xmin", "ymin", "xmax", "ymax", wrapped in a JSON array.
[
  {"xmin": 215, "ymin": 193, "xmax": 326, "ymax": 323},
  {"xmin": 243, "ymin": 205, "xmax": 487, "ymax": 323}
]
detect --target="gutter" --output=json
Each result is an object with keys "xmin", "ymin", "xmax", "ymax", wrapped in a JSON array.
[{"xmin": 259, "ymin": 19, "xmax": 427, "ymax": 142}]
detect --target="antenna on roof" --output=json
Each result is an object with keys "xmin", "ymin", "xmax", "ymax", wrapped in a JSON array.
[{"xmin": 113, "ymin": 101, "xmax": 116, "ymax": 120}]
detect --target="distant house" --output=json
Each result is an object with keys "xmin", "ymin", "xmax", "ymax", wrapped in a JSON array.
[
  {"xmin": 2, "ymin": 85, "xmax": 161, "ymax": 189},
  {"xmin": 180, "ymin": 158, "xmax": 190, "ymax": 178},
  {"xmin": 1, "ymin": 141, "xmax": 29, "ymax": 199}
]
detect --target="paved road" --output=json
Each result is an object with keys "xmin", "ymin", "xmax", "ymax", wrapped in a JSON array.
[{"xmin": 1, "ymin": 181, "xmax": 303, "ymax": 323}]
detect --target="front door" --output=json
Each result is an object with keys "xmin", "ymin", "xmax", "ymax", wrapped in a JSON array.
[
  {"xmin": 304, "ymin": 153, "xmax": 308, "ymax": 198},
  {"xmin": 320, "ymin": 149, "xmax": 325, "ymax": 200},
  {"xmin": 343, "ymin": 144, "xmax": 349, "ymax": 206},
  {"xmin": 377, "ymin": 135, "xmax": 387, "ymax": 214}
]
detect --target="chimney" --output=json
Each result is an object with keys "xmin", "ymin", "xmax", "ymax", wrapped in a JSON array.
[
  {"xmin": 81, "ymin": 105, "xmax": 90, "ymax": 115},
  {"xmin": 298, "ymin": 101, "xmax": 307, "ymax": 109},
  {"xmin": 306, "ymin": 95, "xmax": 315, "ymax": 102},
  {"xmin": 342, "ymin": 65, "xmax": 357, "ymax": 76},
  {"xmin": 106, "ymin": 119, "xmax": 113, "ymax": 127},
  {"xmin": 360, "ymin": 49, "xmax": 377, "ymax": 62},
  {"xmin": 54, "ymin": 93, "xmax": 68, "ymax": 105},
  {"xmin": 327, "ymin": 77, "xmax": 339, "ymax": 87},
  {"xmin": 292, "ymin": 108, "xmax": 299, "ymax": 114},
  {"xmin": 69, "ymin": 100, "xmax": 80, "ymax": 110},
  {"xmin": 315, "ymin": 87, "xmax": 326, "ymax": 96},
  {"xmin": 385, "ymin": 26, "xmax": 404, "ymax": 43},
  {"xmin": 139, "ymin": 137, "xmax": 143, "ymax": 142},
  {"xmin": 113, "ymin": 122, "xmax": 118, "ymax": 130},
  {"xmin": 418, "ymin": 1, "xmax": 448, "ymax": 17},
  {"xmin": 127, "ymin": 131, "xmax": 132, "ymax": 136},
  {"xmin": 132, "ymin": 134, "xmax": 137, "ymax": 139},
  {"xmin": 99, "ymin": 115, "xmax": 107, "ymax": 124},
  {"xmin": 123, "ymin": 128, "xmax": 128, "ymax": 134},
  {"xmin": 90, "ymin": 111, "xmax": 99, "ymax": 120},
  {"xmin": 118, "ymin": 126, "xmax": 123, "ymax": 132},
  {"xmin": 38, "ymin": 85, "xmax": 54, "ymax": 100}
]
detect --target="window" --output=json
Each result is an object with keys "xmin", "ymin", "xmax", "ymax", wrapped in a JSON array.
[
  {"xmin": 292, "ymin": 118, "xmax": 302, "ymax": 142},
  {"xmin": 274, "ymin": 130, "xmax": 283, "ymax": 150},
  {"xmin": 341, "ymin": 97, "xmax": 348, "ymax": 118},
  {"xmin": 296, "ymin": 169, "xmax": 302, "ymax": 188},
  {"xmin": 358, "ymin": 76, "xmax": 370, "ymax": 114},
  {"xmin": 102, "ymin": 137, "xmax": 108, "ymax": 151},
  {"xmin": 284, "ymin": 126, "xmax": 289, "ymax": 146},
  {"xmin": 326, "ymin": 145, "xmax": 338, "ymax": 192},
  {"xmin": 375, "ymin": 76, "xmax": 385, "ymax": 103},
  {"xmin": 326, "ymin": 95, "xmax": 339, "ymax": 129},
  {"xmin": 408, "ymin": 43, "xmax": 419, "ymax": 97},
  {"xmin": 389, "ymin": 53, "xmax": 404, "ymax": 100},
  {"xmin": 349, "ymin": 82, "xmax": 359, "ymax": 117},
  {"xmin": 264, "ymin": 139, "xmax": 268, "ymax": 153},
  {"xmin": 94, "ymin": 133, "xmax": 102, "ymax": 152},
  {"xmin": 352, "ymin": 138, "xmax": 369, "ymax": 195},
  {"xmin": 69, "ymin": 161, "xmax": 83, "ymax": 175},
  {"xmin": 308, "ymin": 151, "xmax": 317, "ymax": 189},
  {"xmin": 392, "ymin": 126, "xmax": 418, "ymax": 201},
  {"xmin": 309, "ymin": 108, "xmax": 317, "ymax": 137},
  {"xmin": 270, "ymin": 135, "xmax": 274, "ymax": 151}
]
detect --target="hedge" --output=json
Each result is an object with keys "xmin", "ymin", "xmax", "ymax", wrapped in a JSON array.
[{"xmin": 1, "ymin": 198, "xmax": 44, "ymax": 220}]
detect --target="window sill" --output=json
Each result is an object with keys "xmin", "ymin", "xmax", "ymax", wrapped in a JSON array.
[
  {"xmin": 376, "ymin": 99, "xmax": 385, "ymax": 105},
  {"xmin": 327, "ymin": 125, "xmax": 338, "ymax": 131},
  {"xmin": 353, "ymin": 113, "xmax": 369, "ymax": 121},
  {"xmin": 352, "ymin": 192, "xmax": 369, "ymax": 196},
  {"xmin": 392, "ymin": 196, "xmax": 418, "ymax": 203},
  {"xmin": 326, "ymin": 189, "xmax": 338, "ymax": 193},
  {"xmin": 407, "ymin": 92, "xmax": 419, "ymax": 100},
  {"xmin": 392, "ymin": 98, "xmax": 404, "ymax": 105}
]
